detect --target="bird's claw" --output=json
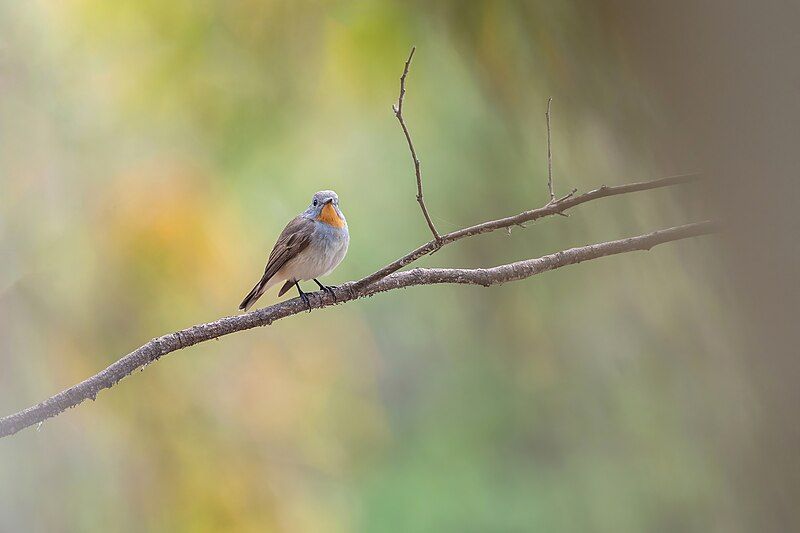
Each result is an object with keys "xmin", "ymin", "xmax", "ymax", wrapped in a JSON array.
[
  {"xmin": 295, "ymin": 282, "xmax": 312, "ymax": 312},
  {"xmin": 322, "ymin": 285, "xmax": 337, "ymax": 301},
  {"xmin": 313, "ymin": 279, "xmax": 337, "ymax": 302},
  {"xmin": 300, "ymin": 292, "xmax": 311, "ymax": 312}
]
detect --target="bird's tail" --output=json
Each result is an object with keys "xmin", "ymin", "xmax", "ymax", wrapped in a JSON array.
[{"xmin": 239, "ymin": 275, "xmax": 273, "ymax": 311}]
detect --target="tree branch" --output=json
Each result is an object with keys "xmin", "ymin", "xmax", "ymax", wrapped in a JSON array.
[
  {"xmin": 391, "ymin": 46, "xmax": 442, "ymax": 243},
  {"xmin": 0, "ymin": 221, "xmax": 716, "ymax": 438},
  {"xmin": 351, "ymin": 172, "xmax": 699, "ymax": 291},
  {"xmin": 543, "ymin": 97, "xmax": 577, "ymax": 213},
  {"xmin": 546, "ymin": 96, "xmax": 555, "ymax": 203}
]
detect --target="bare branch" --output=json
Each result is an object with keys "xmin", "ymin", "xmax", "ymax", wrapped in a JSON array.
[
  {"xmin": 392, "ymin": 46, "xmax": 442, "ymax": 243},
  {"xmin": 546, "ymin": 96, "xmax": 555, "ymax": 203},
  {"xmin": 351, "ymin": 172, "xmax": 700, "ymax": 291},
  {"xmin": 0, "ymin": 221, "xmax": 715, "ymax": 438}
]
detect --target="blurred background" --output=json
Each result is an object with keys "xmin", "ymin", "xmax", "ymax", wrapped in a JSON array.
[{"xmin": 1, "ymin": 1, "xmax": 797, "ymax": 531}]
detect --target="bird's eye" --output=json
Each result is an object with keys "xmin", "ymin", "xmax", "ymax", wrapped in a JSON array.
[{"xmin": 313, "ymin": 199, "xmax": 318, "ymax": 206}]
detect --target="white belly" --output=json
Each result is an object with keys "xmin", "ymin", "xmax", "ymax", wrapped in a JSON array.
[{"xmin": 282, "ymin": 226, "xmax": 349, "ymax": 282}]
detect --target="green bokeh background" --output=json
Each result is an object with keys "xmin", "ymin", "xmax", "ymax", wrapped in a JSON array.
[{"xmin": 0, "ymin": 2, "xmax": 754, "ymax": 532}]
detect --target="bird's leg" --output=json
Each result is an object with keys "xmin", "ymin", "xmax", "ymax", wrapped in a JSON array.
[
  {"xmin": 295, "ymin": 281, "xmax": 311, "ymax": 312},
  {"xmin": 313, "ymin": 278, "xmax": 337, "ymax": 301}
]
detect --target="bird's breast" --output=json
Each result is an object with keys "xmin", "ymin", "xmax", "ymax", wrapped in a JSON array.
[
  {"xmin": 286, "ymin": 222, "xmax": 349, "ymax": 281},
  {"xmin": 316, "ymin": 203, "xmax": 346, "ymax": 228}
]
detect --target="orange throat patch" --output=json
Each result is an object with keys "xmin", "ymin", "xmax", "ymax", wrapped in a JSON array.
[{"xmin": 317, "ymin": 203, "xmax": 346, "ymax": 228}]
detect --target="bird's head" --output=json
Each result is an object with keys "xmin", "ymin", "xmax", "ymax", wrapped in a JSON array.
[{"xmin": 304, "ymin": 190, "xmax": 346, "ymax": 228}]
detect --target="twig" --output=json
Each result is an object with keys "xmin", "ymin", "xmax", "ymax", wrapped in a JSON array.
[
  {"xmin": 546, "ymin": 97, "xmax": 555, "ymax": 203},
  {"xmin": 0, "ymin": 221, "xmax": 716, "ymax": 438},
  {"xmin": 555, "ymin": 188, "xmax": 578, "ymax": 204},
  {"xmin": 392, "ymin": 46, "xmax": 442, "ymax": 244}
]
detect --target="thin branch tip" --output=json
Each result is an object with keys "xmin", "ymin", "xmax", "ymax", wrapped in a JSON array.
[
  {"xmin": 545, "ymin": 97, "xmax": 555, "ymax": 203},
  {"xmin": 393, "ymin": 47, "xmax": 441, "ymax": 242}
]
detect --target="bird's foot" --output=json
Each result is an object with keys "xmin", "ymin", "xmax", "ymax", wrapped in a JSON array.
[
  {"xmin": 313, "ymin": 279, "xmax": 338, "ymax": 302},
  {"xmin": 296, "ymin": 282, "xmax": 312, "ymax": 312},
  {"xmin": 322, "ymin": 285, "xmax": 337, "ymax": 301}
]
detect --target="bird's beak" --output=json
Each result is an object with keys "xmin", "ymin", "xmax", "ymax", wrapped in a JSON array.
[{"xmin": 324, "ymin": 198, "xmax": 334, "ymax": 205}]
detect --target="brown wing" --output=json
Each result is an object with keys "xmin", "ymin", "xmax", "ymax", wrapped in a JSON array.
[
  {"xmin": 261, "ymin": 216, "xmax": 314, "ymax": 282},
  {"xmin": 239, "ymin": 216, "xmax": 314, "ymax": 310}
]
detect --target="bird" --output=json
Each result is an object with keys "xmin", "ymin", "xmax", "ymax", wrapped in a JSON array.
[{"xmin": 239, "ymin": 190, "xmax": 349, "ymax": 312}]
